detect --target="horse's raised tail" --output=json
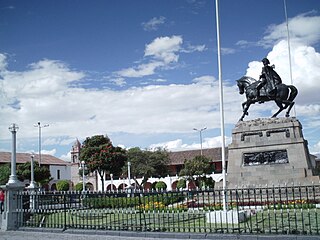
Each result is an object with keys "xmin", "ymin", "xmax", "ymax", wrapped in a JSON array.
[{"xmin": 288, "ymin": 85, "xmax": 298, "ymax": 102}]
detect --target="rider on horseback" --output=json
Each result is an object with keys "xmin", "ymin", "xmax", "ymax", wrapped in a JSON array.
[{"xmin": 256, "ymin": 58, "xmax": 282, "ymax": 100}]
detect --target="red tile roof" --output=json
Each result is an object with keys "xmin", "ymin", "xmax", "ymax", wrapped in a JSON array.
[
  {"xmin": 0, "ymin": 152, "xmax": 70, "ymax": 166},
  {"xmin": 168, "ymin": 147, "xmax": 228, "ymax": 165}
]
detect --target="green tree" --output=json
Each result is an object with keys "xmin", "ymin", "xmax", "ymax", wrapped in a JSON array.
[
  {"xmin": 56, "ymin": 180, "xmax": 70, "ymax": 191},
  {"xmin": 176, "ymin": 179, "xmax": 186, "ymax": 189},
  {"xmin": 124, "ymin": 147, "xmax": 169, "ymax": 186},
  {"xmin": 0, "ymin": 164, "xmax": 10, "ymax": 185},
  {"xmin": 179, "ymin": 155, "xmax": 212, "ymax": 188},
  {"xmin": 16, "ymin": 161, "xmax": 52, "ymax": 186},
  {"xmin": 80, "ymin": 135, "xmax": 127, "ymax": 190},
  {"xmin": 74, "ymin": 182, "xmax": 92, "ymax": 191},
  {"xmin": 155, "ymin": 181, "xmax": 167, "ymax": 190}
]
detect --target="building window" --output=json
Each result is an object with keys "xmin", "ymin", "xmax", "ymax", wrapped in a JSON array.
[{"xmin": 57, "ymin": 170, "xmax": 61, "ymax": 180}]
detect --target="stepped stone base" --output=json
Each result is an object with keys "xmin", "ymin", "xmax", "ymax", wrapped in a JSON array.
[{"xmin": 227, "ymin": 117, "xmax": 319, "ymax": 188}]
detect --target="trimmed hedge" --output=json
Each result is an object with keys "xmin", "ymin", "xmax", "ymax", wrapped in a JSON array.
[{"xmin": 83, "ymin": 193, "xmax": 184, "ymax": 209}]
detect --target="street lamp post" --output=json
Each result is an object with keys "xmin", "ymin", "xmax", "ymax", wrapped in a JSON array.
[
  {"xmin": 79, "ymin": 161, "xmax": 86, "ymax": 192},
  {"xmin": 8, "ymin": 123, "xmax": 19, "ymax": 184},
  {"xmin": 127, "ymin": 161, "xmax": 131, "ymax": 186},
  {"xmin": 110, "ymin": 173, "xmax": 114, "ymax": 191},
  {"xmin": 193, "ymin": 127, "xmax": 207, "ymax": 156},
  {"xmin": 34, "ymin": 122, "xmax": 49, "ymax": 167},
  {"xmin": 29, "ymin": 154, "xmax": 37, "ymax": 189}
]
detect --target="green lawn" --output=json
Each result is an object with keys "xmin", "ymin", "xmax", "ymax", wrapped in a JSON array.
[{"xmin": 23, "ymin": 208, "xmax": 320, "ymax": 235}]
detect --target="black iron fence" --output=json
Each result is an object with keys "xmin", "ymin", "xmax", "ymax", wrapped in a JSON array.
[{"xmin": 17, "ymin": 184, "xmax": 320, "ymax": 235}]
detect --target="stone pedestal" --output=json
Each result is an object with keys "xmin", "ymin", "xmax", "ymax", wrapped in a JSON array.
[
  {"xmin": 1, "ymin": 182, "xmax": 25, "ymax": 231},
  {"xmin": 227, "ymin": 117, "xmax": 319, "ymax": 188}
]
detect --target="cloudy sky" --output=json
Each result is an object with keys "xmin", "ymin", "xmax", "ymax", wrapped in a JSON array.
[{"xmin": 0, "ymin": 0, "xmax": 319, "ymax": 161}]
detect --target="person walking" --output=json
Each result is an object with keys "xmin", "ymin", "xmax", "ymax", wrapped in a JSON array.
[{"xmin": 0, "ymin": 188, "xmax": 5, "ymax": 213}]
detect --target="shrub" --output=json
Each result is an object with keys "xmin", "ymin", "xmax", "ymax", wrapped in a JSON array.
[
  {"xmin": 74, "ymin": 182, "xmax": 83, "ymax": 191},
  {"xmin": 56, "ymin": 180, "xmax": 70, "ymax": 191},
  {"xmin": 82, "ymin": 192, "xmax": 184, "ymax": 209},
  {"xmin": 155, "ymin": 181, "xmax": 167, "ymax": 190},
  {"xmin": 176, "ymin": 179, "xmax": 186, "ymax": 189}
]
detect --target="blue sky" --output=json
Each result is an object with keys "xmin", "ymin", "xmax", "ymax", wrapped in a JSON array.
[{"xmin": 0, "ymin": 0, "xmax": 320, "ymax": 161}]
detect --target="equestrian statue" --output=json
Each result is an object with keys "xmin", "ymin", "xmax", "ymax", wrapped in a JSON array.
[{"xmin": 237, "ymin": 58, "xmax": 298, "ymax": 121}]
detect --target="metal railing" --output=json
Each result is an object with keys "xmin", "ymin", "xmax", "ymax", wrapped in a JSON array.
[{"xmin": 17, "ymin": 184, "xmax": 320, "ymax": 235}]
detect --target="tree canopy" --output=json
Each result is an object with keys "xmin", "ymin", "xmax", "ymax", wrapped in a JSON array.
[
  {"xmin": 80, "ymin": 135, "xmax": 127, "ymax": 190},
  {"xmin": 0, "ymin": 164, "xmax": 10, "ymax": 185},
  {"xmin": 179, "ymin": 155, "xmax": 213, "ymax": 188},
  {"xmin": 124, "ymin": 147, "xmax": 169, "ymax": 186},
  {"xmin": 16, "ymin": 161, "xmax": 52, "ymax": 186}
]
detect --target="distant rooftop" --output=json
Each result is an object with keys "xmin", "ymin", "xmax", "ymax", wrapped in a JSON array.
[
  {"xmin": 168, "ymin": 147, "xmax": 228, "ymax": 165},
  {"xmin": 0, "ymin": 152, "xmax": 70, "ymax": 166}
]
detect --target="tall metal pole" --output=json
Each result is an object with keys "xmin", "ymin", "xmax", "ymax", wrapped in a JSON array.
[
  {"xmin": 193, "ymin": 127, "xmax": 207, "ymax": 156},
  {"xmin": 81, "ymin": 161, "xmax": 86, "ymax": 192},
  {"xmin": 127, "ymin": 161, "xmax": 131, "ymax": 186},
  {"xmin": 215, "ymin": 0, "xmax": 227, "ymax": 211},
  {"xmin": 29, "ymin": 154, "xmax": 37, "ymax": 188},
  {"xmin": 283, "ymin": 0, "xmax": 296, "ymax": 117},
  {"xmin": 110, "ymin": 173, "xmax": 114, "ymax": 191},
  {"xmin": 34, "ymin": 122, "xmax": 49, "ymax": 167},
  {"xmin": 8, "ymin": 123, "xmax": 19, "ymax": 184}
]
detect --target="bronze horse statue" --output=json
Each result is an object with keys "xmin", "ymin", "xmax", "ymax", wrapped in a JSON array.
[{"xmin": 236, "ymin": 76, "xmax": 298, "ymax": 121}]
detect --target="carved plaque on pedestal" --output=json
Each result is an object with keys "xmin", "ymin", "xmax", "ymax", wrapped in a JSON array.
[{"xmin": 227, "ymin": 117, "xmax": 319, "ymax": 187}]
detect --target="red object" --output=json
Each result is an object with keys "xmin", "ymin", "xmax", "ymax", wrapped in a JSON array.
[{"xmin": 0, "ymin": 191, "xmax": 5, "ymax": 201}]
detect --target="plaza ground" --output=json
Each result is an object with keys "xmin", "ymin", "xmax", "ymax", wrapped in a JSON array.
[{"xmin": 1, "ymin": 229, "xmax": 320, "ymax": 240}]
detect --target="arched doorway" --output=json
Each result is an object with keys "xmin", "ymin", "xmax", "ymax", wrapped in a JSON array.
[
  {"xmin": 86, "ymin": 182, "xmax": 94, "ymax": 191},
  {"xmin": 118, "ymin": 183, "xmax": 127, "ymax": 190},
  {"xmin": 171, "ymin": 180, "xmax": 178, "ymax": 190},
  {"xmin": 50, "ymin": 183, "xmax": 57, "ymax": 191},
  {"xmin": 106, "ymin": 184, "xmax": 117, "ymax": 191}
]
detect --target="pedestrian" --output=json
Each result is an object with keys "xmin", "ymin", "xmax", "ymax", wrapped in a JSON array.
[{"xmin": 0, "ymin": 188, "xmax": 5, "ymax": 213}]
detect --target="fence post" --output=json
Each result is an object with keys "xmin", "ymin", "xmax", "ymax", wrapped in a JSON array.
[{"xmin": 1, "ymin": 184, "xmax": 25, "ymax": 230}]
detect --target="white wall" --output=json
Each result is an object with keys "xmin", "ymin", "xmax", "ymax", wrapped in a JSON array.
[{"xmin": 49, "ymin": 165, "xmax": 71, "ymax": 181}]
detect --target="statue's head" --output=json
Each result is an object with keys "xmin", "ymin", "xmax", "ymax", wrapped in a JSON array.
[{"xmin": 261, "ymin": 58, "xmax": 270, "ymax": 65}]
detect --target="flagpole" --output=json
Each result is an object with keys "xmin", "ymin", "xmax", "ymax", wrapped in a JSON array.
[
  {"xmin": 284, "ymin": 0, "xmax": 296, "ymax": 116},
  {"xmin": 215, "ymin": 0, "xmax": 227, "ymax": 211}
]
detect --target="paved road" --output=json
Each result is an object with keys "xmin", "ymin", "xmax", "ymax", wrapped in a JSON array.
[{"xmin": 0, "ymin": 229, "xmax": 320, "ymax": 240}]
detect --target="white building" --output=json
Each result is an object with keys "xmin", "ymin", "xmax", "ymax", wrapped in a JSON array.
[{"xmin": 0, "ymin": 152, "xmax": 71, "ymax": 190}]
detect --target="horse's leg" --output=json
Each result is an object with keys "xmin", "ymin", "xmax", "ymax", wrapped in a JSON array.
[
  {"xmin": 272, "ymin": 100, "xmax": 285, "ymax": 118},
  {"xmin": 242, "ymin": 101, "xmax": 250, "ymax": 115},
  {"xmin": 285, "ymin": 102, "xmax": 295, "ymax": 117},
  {"xmin": 239, "ymin": 102, "xmax": 251, "ymax": 121}
]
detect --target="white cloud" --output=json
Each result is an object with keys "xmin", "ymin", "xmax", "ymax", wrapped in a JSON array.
[
  {"xmin": 221, "ymin": 47, "xmax": 236, "ymax": 55},
  {"xmin": 142, "ymin": 16, "xmax": 166, "ymax": 31},
  {"xmin": 0, "ymin": 54, "xmax": 243, "ymax": 143},
  {"xmin": 117, "ymin": 61, "xmax": 164, "ymax": 78},
  {"xmin": 110, "ymin": 77, "xmax": 126, "ymax": 87},
  {"xmin": 0, "ymin": 53, "xmax": 8, "ymax": 71},
  {"xmin": 260, "ymin": 13, "xmax": 320, "ymax": 48},
  {"xmin": 116, "ymin": 36, "xmax": 184, "ymax": 78},
  {"xmin": 144, "ymin": 35, "xmax": 182, "ymax": 63},
  {"xmin": 192, "ymin": 75, "xmax": 215, "ymax": 85},
  {"xmin": 181, "ymin": 44, "xmax": 206, "ymax": 53},
  {"xmin": 43, "ymin": 137, "xmax": 75, "ymax": 146},
  {"xmin": 41, "ymin": 148, "xmax": 56, "ymax": 156},
  {"xmin": 60, "ymin": 151, "xmax": 71, "ymax": 162},
  {"xmin": 149, "ymin": 136, "xmax": 232, "ymax": 152}
]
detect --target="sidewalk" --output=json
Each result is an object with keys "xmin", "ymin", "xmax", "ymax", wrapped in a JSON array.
[{"xmin": 0, "ymin": 229, "xmax": 320, "ymax": 240}]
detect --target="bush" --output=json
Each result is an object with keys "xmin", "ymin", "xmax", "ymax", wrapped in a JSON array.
[
  {"xmin": 155, "ymin": 181, "xmax": 167, "ymax": 190},
  {"xmin": 74, "ymin": 182, "xmax": 83, "ymax": 191},
  {"xmin": 176, "ymin": 179, "xmax": 186, "ymax": 189},
  {"xmin": 82, "ymin": 192, "xmax": 184, "ymax": 209},
  {"xmin": 56, "ymin": 180, "xmax": 70, "ymax": 191}
]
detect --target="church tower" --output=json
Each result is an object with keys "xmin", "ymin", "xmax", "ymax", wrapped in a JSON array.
[{"xmin": 70, "ymin": 139, "xmax": 81, "ymax": 164}]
